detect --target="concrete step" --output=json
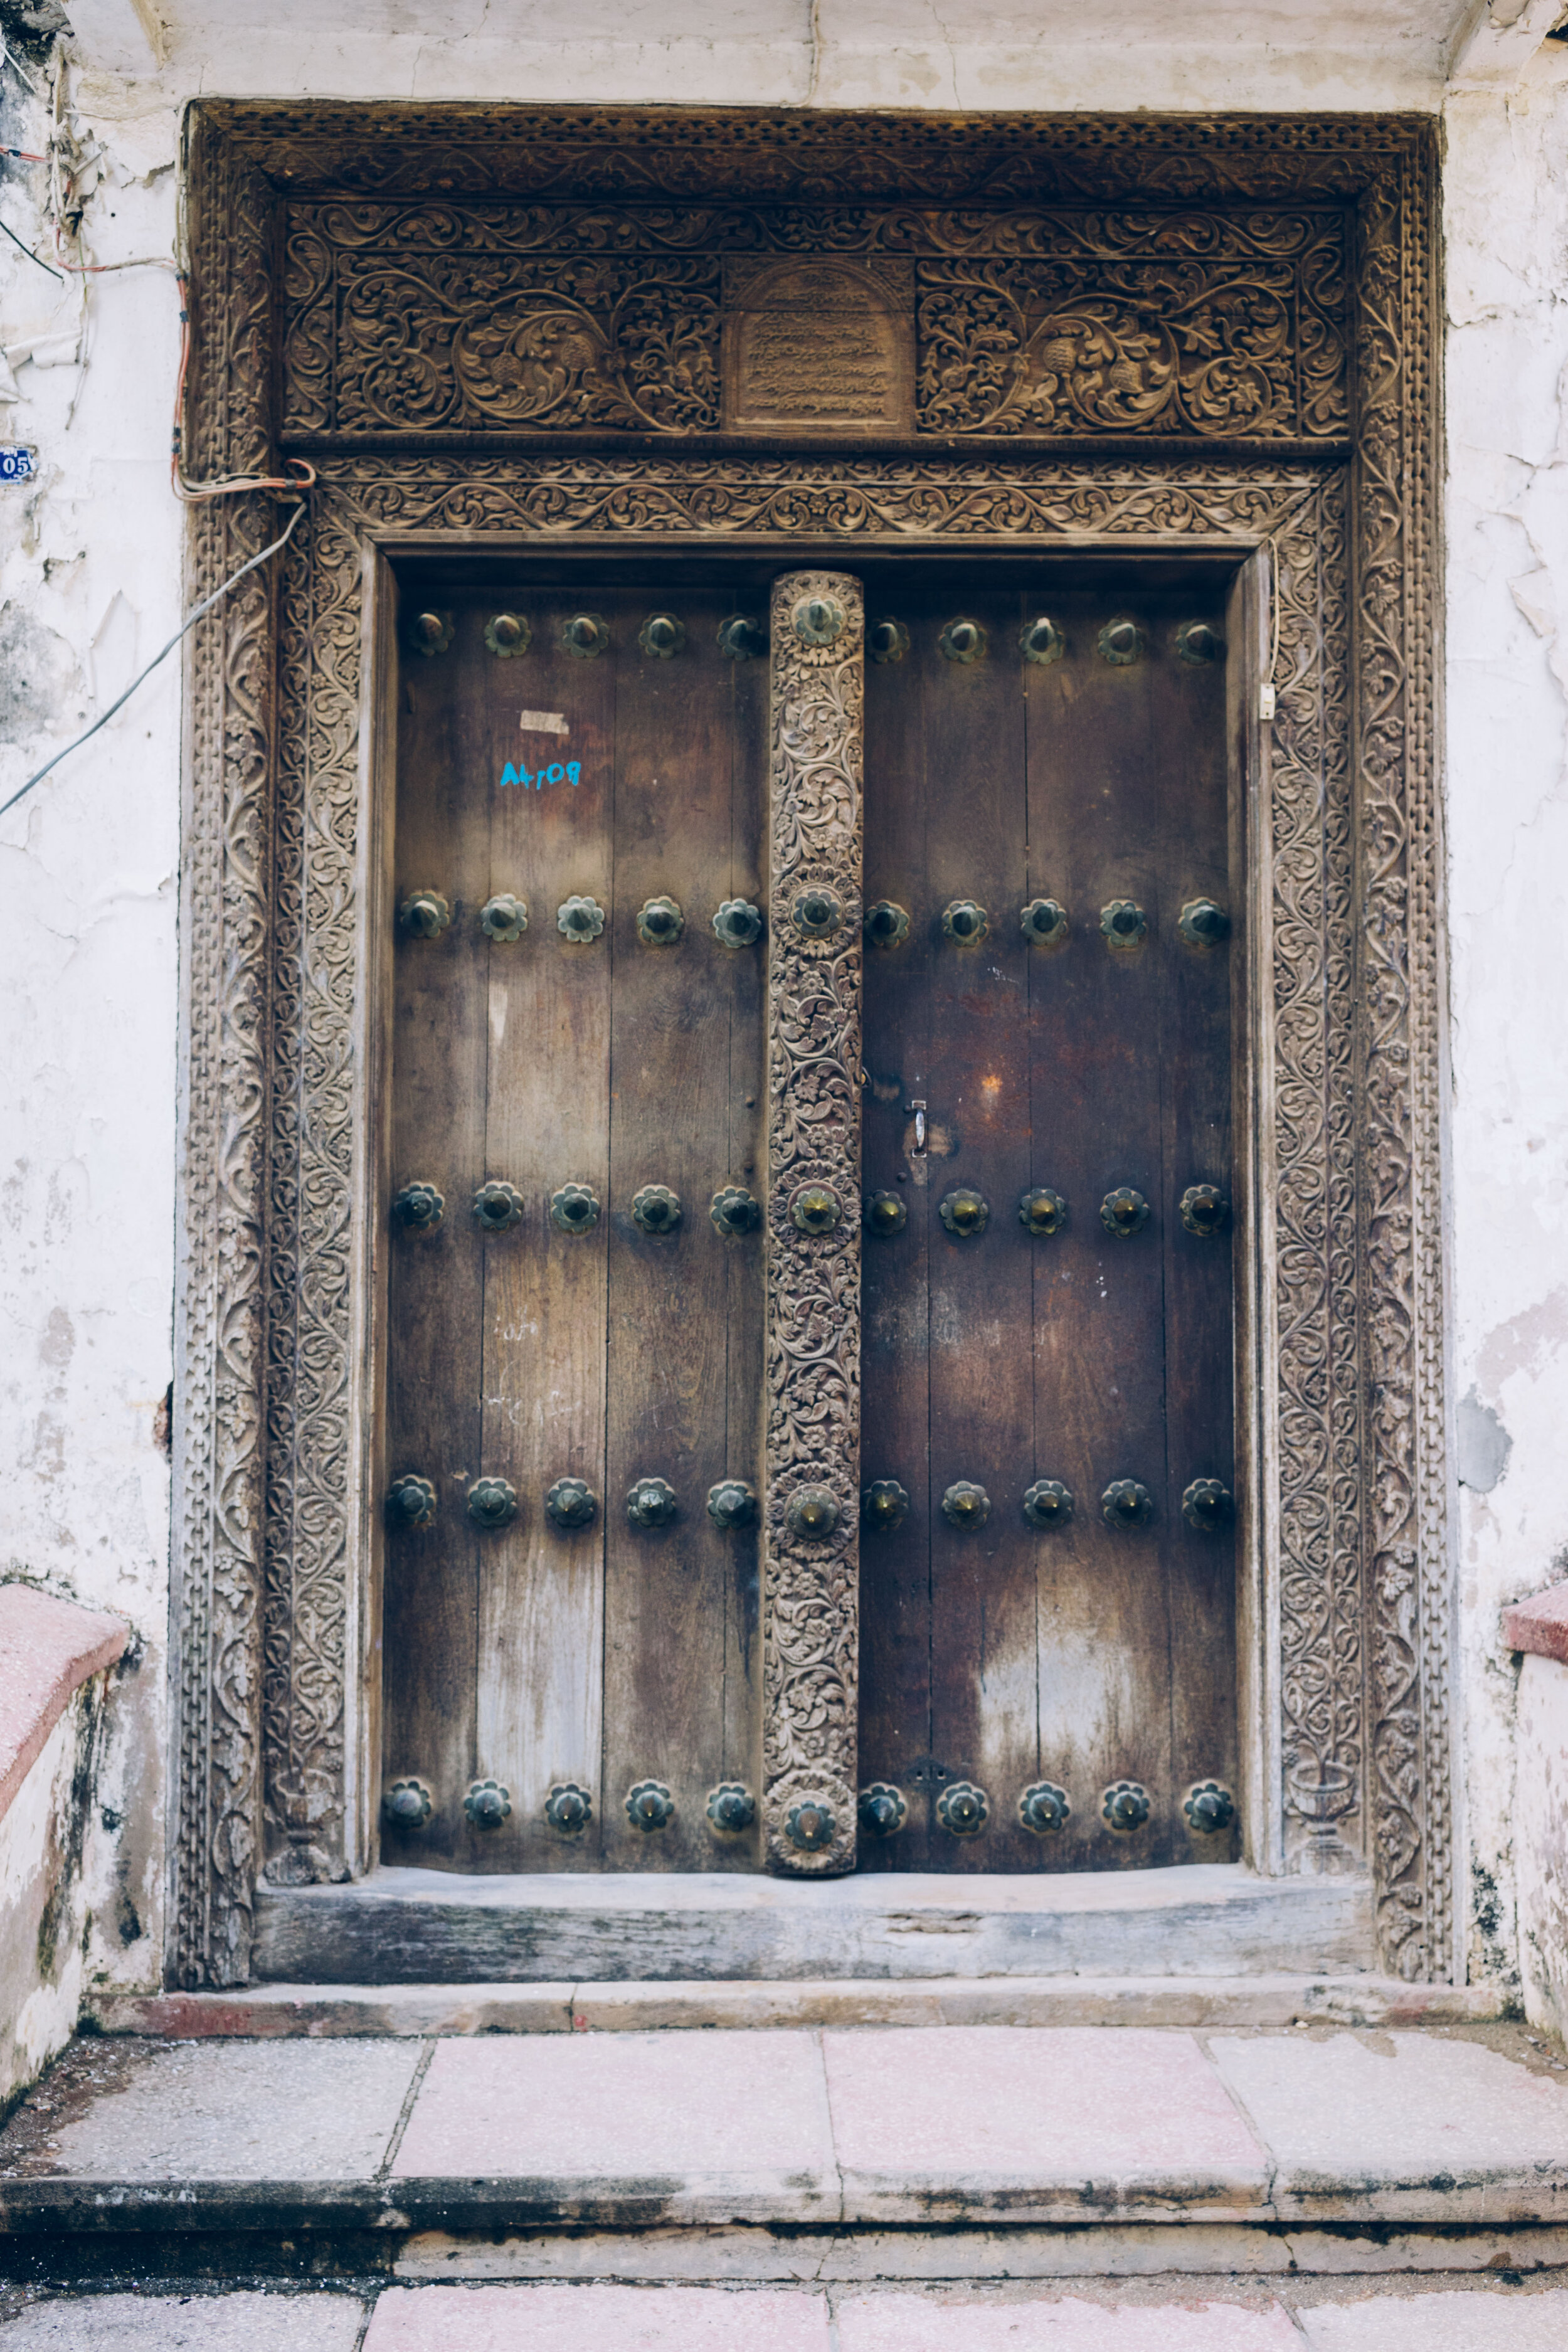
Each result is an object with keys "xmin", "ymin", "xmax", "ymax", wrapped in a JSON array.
[
  {"xmin": 250, "ymin": 1866, "xmax": 1374, "ymax": 1986},
  {"xmin": 3, "ymin": 2023, "xmax": 1567, "ymax": 2272},
  {"xmin": 86, "ymin": 1972, "xmax": 1503, "ymax": 2038},
  {"xmin": 4, "ymin": 2280, "xmax": 1568, "ymax": 2349}
]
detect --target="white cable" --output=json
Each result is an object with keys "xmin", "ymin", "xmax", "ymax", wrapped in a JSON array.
[{"xmin": 0, "ymin": 499, "xmax": 307, "ymax": 829}]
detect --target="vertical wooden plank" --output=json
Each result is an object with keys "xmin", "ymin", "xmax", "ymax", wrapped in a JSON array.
[
  {"xmin": 1156, "ymin": 596, "xmax": 1240, "ymax": 1850},
  {"xmin": 477, "ymin": 591, "xmax": 615, "ymax": 1867},
  {"xmin": 1025, "ymin": 577, "xmax": 1177, "ymax": 1870},
  {"xmin": 859, "ymin": 578, "xmax": 935, "ymax": 1872},
  {"xmin": 921, "ymin": 582, "xmax": 1038, "ymax": 1875},
  {"xmin": 380, "ymin": 598, "xmax": 487, "ymax": 1867},
  {"xmin": 762, "ymin": 569, "xmax": 864, "ymax": 1877},
  {"xmin": 600, "ymin": 586, "xmax": 758, "ymax": 1869}
]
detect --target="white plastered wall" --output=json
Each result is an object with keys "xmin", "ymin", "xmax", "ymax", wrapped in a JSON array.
[{"xmin": 3, "ymin": 2, "xmax": 1567, "ymax": 2000}]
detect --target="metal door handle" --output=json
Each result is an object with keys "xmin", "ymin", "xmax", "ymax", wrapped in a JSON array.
[{"xmin": 906, "ymin": 1099, "xmax": 926, "ymax": 1155}]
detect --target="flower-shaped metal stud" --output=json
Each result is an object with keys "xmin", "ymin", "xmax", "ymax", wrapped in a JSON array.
[
  {"xmin": 1100, "ymin": 899, "xmax": 1147, "ymax": 948},
  {"xmin": 1019, "ymin": 1781, "xmax": 1071, "ymax": 1835},
  {"xmin": 864, "ymin": 900, "xmax": 911, "ymax": 948},
  {"xmin": 627, "ymin": 1475, "xmax": 678, "ymax": 1529},
  {"xmin": 792, "ymin": 593, "xmax": 845, "ymax": 647},
  {"xmin": 467, "ymin": 1477, "xmax": 519, "ymax": 1531},
  {"xmin": 785, "ymin": 1797, "xmax": 835, "ymax": 1851},
  {"xmin": 937, "ymin": 1779, "xmax": 989, "ymax": 1836},
  {"xmin": 408, "ymin": 611, "xmax": 453, "ymax": 658},
  {"xmin": 1102, "ymin": 1779, "xmax": 1150, "ymax": 1832},
  {"xmin": 865, "ymin": 1191, "xmax": 908, "ymax": 1236},
  {"xmin": 940, "ymin": 1187, "xmax": 988, "ymax": 1237},
  {"xmin": 473, "ymin": 1179, "xmax": 525, "ymax": 1233},
  {"xmin": 561, "ymin": 612, "xmax": 609, "ymax": 658},
  {"xmin": 393, "ymin": 1182, "xmax": 444, "ymax": 1231},
  {"xmin": 398, "ymin": 889, "xmax": 450, "ymax": 939},
  {"xmin": 1019, "ymin": 1187, "xmax": 1067, "ymax": 1238},
  {"xmin": 1177, "ymin": 620, "xmax": 1224, "ymax": 665},
  {"xmin": 557, "ymin": 894, "xmax": 606, "ymax": 943},
  {"xmin": 793, "ymin": 885, "xmax": 843, "ymax": 940},
  {"xmin": 480, "ymin": 893, "xmax": 529, "ymax": 942},
  {"xmin": 1020, "ymin": 616, "xmax": 1065, "ymax": 665},
  {"xmin": 386, "ymin": 1473, "xmax": 437, "ymax": 1530},
  {"xmin": 383, "ymin": 1777, "xmax": 433, "ymax": 1828},
  {"xmin": 862, "ymin": 1479, "xmax": 911, "ymax": 1532},
  {"xmin": 940, "ymin": 617, "xmax": 987, "ymax": 664},
  {"xmin": 707, "ymin": 1783, "xmax": 756, "ymax": 1833},
  {"xmin": 717, "ymin": 615, "xmax": 765, "ymax": 660},
  {"xmin": 632, "ymin": 1184, "xmax": 682, "ymax": 1236},
  {"xmin": 706, "ymin": 1480, "xmax": 757, "ymax": 1530},
  {"xmin": 941, "ymin": 1480, "xmax": 990, "ymax": 1530},
  {"xmin": 637, "ymin": 895, "xmax": 684, "ymax": 946},
  {"xmin": 1100, "ymin": 1186, "xmax": 1150, "ymax": 1238},
  {"xmin": 485, "ymin": 612, "xmax": 530, "ymax": 657},
  {"xmin": 859, "ymin": 1782, "xmax": 907, "ymax": 1836},
  {"xmin": 546, "ymin": 1476, "xmax": 597, "ymax": 1531},
  {"xmin": 711, "ymin": 1186, "xmax": 762, "ymax": 1237},
  {"xmin": 1098, "ymin": 618, "xmax": 1144, "ymax": 665},
  {"xmin": 1184, "ymin": 1780, "xmax": 1236, "ymax": 1834},
  {"xmin": 1021, "ymin": 897, "xmax": 1068, "ymax": 947},
  {"xmin": 790, "ymin": 1182, "xmax": 842, "ymax": 1236},
  {"xmin": 787, "ymin": 1486, "xmax": 839, "ymax": 1540},
  {"xmin": 551, "ymin": 1182, "xmax": 601, "ymax": 1234},
  {"xmin": 1022, "ymin": 1478, "xmax": 1074, "ymax": 1529},
  {"xmin": 1180, "ymin": 1182, "xmax": 1230, "ymax": 1237},
  {"xmin": 626, "ymin": 1779, "xmax": 674, "ymax": 1831},
  {"xmin": 1179, "ymin": 897, "xmax": 1231, "ymax": 947},
  {"xmin": 869, "ymin": 618, "xmax": 909, "ymax": 664},
  {"xmin": 1182, "ymin": 1477, "xmax": 1233, "ymax": 1533},
  {"xmin": 545, "ymin": 1781, "xmax": 592, "ymax": 1833},
  {"xmin": 639, "ymin": 612, "xmax": 686, "ymax": 659},
  {"xmin": 1101, "ymin": 1479, "xmax": 1153, "ymax": 1530},
  {"xmin": 713, "ymin": 898, "xmax": 764, "ymax": 949},
  {"xmin": 942, "ymin": 899, "xmax": 988, "ymax": 945},
  {"xmin": 464, "ymin": 1777, "xmax": 511, "ymax": 1829}
]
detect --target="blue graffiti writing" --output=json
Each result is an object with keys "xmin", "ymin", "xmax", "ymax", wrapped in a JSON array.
[{"xmin": 499, "ymin": 759, "xmax": 581, "ymax": 791}]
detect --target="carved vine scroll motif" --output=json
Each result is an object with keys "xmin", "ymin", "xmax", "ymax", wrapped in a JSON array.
[{"xmin": 763, "ymin": 570, "xmax": 864, "ymax": 1877}]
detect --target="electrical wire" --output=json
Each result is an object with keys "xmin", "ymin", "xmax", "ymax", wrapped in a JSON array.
[
  {"xmin": 0, "ymin": 499, "xmax": 308, "ymax": 827},
  {"xmin": 0, "ymin": 211, "xmax": 59, "ymax": 277}
]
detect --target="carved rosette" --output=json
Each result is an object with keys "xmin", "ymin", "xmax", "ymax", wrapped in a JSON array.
[{"xmin": 763, "ymin": 571, "xmax": 864, "ymax": 1875}]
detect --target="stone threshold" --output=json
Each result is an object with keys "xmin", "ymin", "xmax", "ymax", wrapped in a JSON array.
[
  {"xmin": 251, "ymin": 1863, "xmax": 1374, "ymax": 1985},
  {"xmin": 87, "ymin": 1972, "xmax": 1504, "ymax": 2040}
]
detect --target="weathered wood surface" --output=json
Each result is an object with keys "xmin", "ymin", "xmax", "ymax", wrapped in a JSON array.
[
  {"xmin": 252, "ymin": 1865, "xmax": 1370, "ymax": 1983},
  {"xmin": 859, "ymin": 564, "xmax": 1238, "ymax": 1873},
  {"xmin": 381, "ymin": 575, "xmax": 768, "ymax": 1872}
]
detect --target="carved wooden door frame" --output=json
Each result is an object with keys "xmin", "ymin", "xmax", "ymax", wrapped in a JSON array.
[{"xmin": 171, "ymin": 103, "xmax": 1449, "ymax": 1988}]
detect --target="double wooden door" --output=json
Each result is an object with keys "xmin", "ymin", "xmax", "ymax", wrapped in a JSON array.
[{"xmin": 378, "ymin": 556, "xmax": 1238, "ymax": 1875}]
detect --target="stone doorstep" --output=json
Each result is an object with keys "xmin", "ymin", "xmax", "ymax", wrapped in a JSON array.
[
  {"xmin": 3, "ymin": 2025, "xmax": 1567, "ymax": 2244},
  {"xmin": 84, "ymin": 1974, "xmax": 1507, "ymax": 2040}
]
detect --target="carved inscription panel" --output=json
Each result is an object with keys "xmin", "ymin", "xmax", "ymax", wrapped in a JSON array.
[{"xmin": 281, "ymin": 201, "xmax": 1347, "ymax": 442}]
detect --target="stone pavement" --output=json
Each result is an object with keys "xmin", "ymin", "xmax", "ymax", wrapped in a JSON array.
[
  {"xmin": 2, "ymin": 2023, "xmax": 1567, "ymax": 2340},
  {"xmin": 4, "ymin": 2281, "xmax": 1568, "ymax": 2347}
]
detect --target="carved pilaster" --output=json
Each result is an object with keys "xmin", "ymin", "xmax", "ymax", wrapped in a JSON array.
[{"xmin": 761, "ymin": 571, "xmax": 864, "ymax": 1876}]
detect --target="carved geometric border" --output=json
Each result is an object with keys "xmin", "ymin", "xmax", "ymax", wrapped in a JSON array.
[{"xmin": 172, "ymin": 109, "xmax": 1446, "ymax": 1988}]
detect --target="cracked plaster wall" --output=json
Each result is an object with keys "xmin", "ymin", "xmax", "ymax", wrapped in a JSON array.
[{"xmin": 2, "ymin": 12, "xmax": 1567, "ymax": 1999}]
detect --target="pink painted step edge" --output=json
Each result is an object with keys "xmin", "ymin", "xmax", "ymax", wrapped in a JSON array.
[
  {"xmin": 0, "ymin": 1584, "xmax": 129, "ymax": 1825},
  {"xmin": 1501, "ymin": 1582, "xmax": 1568, "ymax": 1667}
]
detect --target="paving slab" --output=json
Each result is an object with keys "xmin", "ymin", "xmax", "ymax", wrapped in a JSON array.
[
  {"xmin": 832, "ymin": 2290, "xmax": 1301, "ymax": 2349},
  {"xmin": 824, "ymin": 2028, "xmax": 1269, "ymax": 2222},
  {"xmin": 363, "ymin": 2282, "xmax": 832, "ymax": 2348},
  {"xmin": 390, "ymin": 2028, "xmax": 839, "ymax": 2225},
  {"xmin": 0, "ymin": 2291, "xmax": 367, "ymax": 2349},
  {"xmin": 1296, "ymin": 2286, "xmax": 1568, "ymax": 2349},
  {"xmin": 1209, "ymin": 2032, "xmax": 1568, "ymax": 2221},
  {"xmin": 0, "ymin": 2037, "xmax": 422, "ymax": 2230}
]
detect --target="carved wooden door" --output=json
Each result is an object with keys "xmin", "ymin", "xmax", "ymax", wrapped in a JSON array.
[
  {"xmin": 381, "ymin": 564, "xmax": 774, "ymax": 1872},
  {"xmin": 856, "ymin": 560, "xmax": 1241, "ymax": 1874}
]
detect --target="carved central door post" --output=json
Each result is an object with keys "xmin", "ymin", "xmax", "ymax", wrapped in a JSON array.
[{"xmin": 762, "ymin": 571, "xmax": 865, "ymax": 1875}]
